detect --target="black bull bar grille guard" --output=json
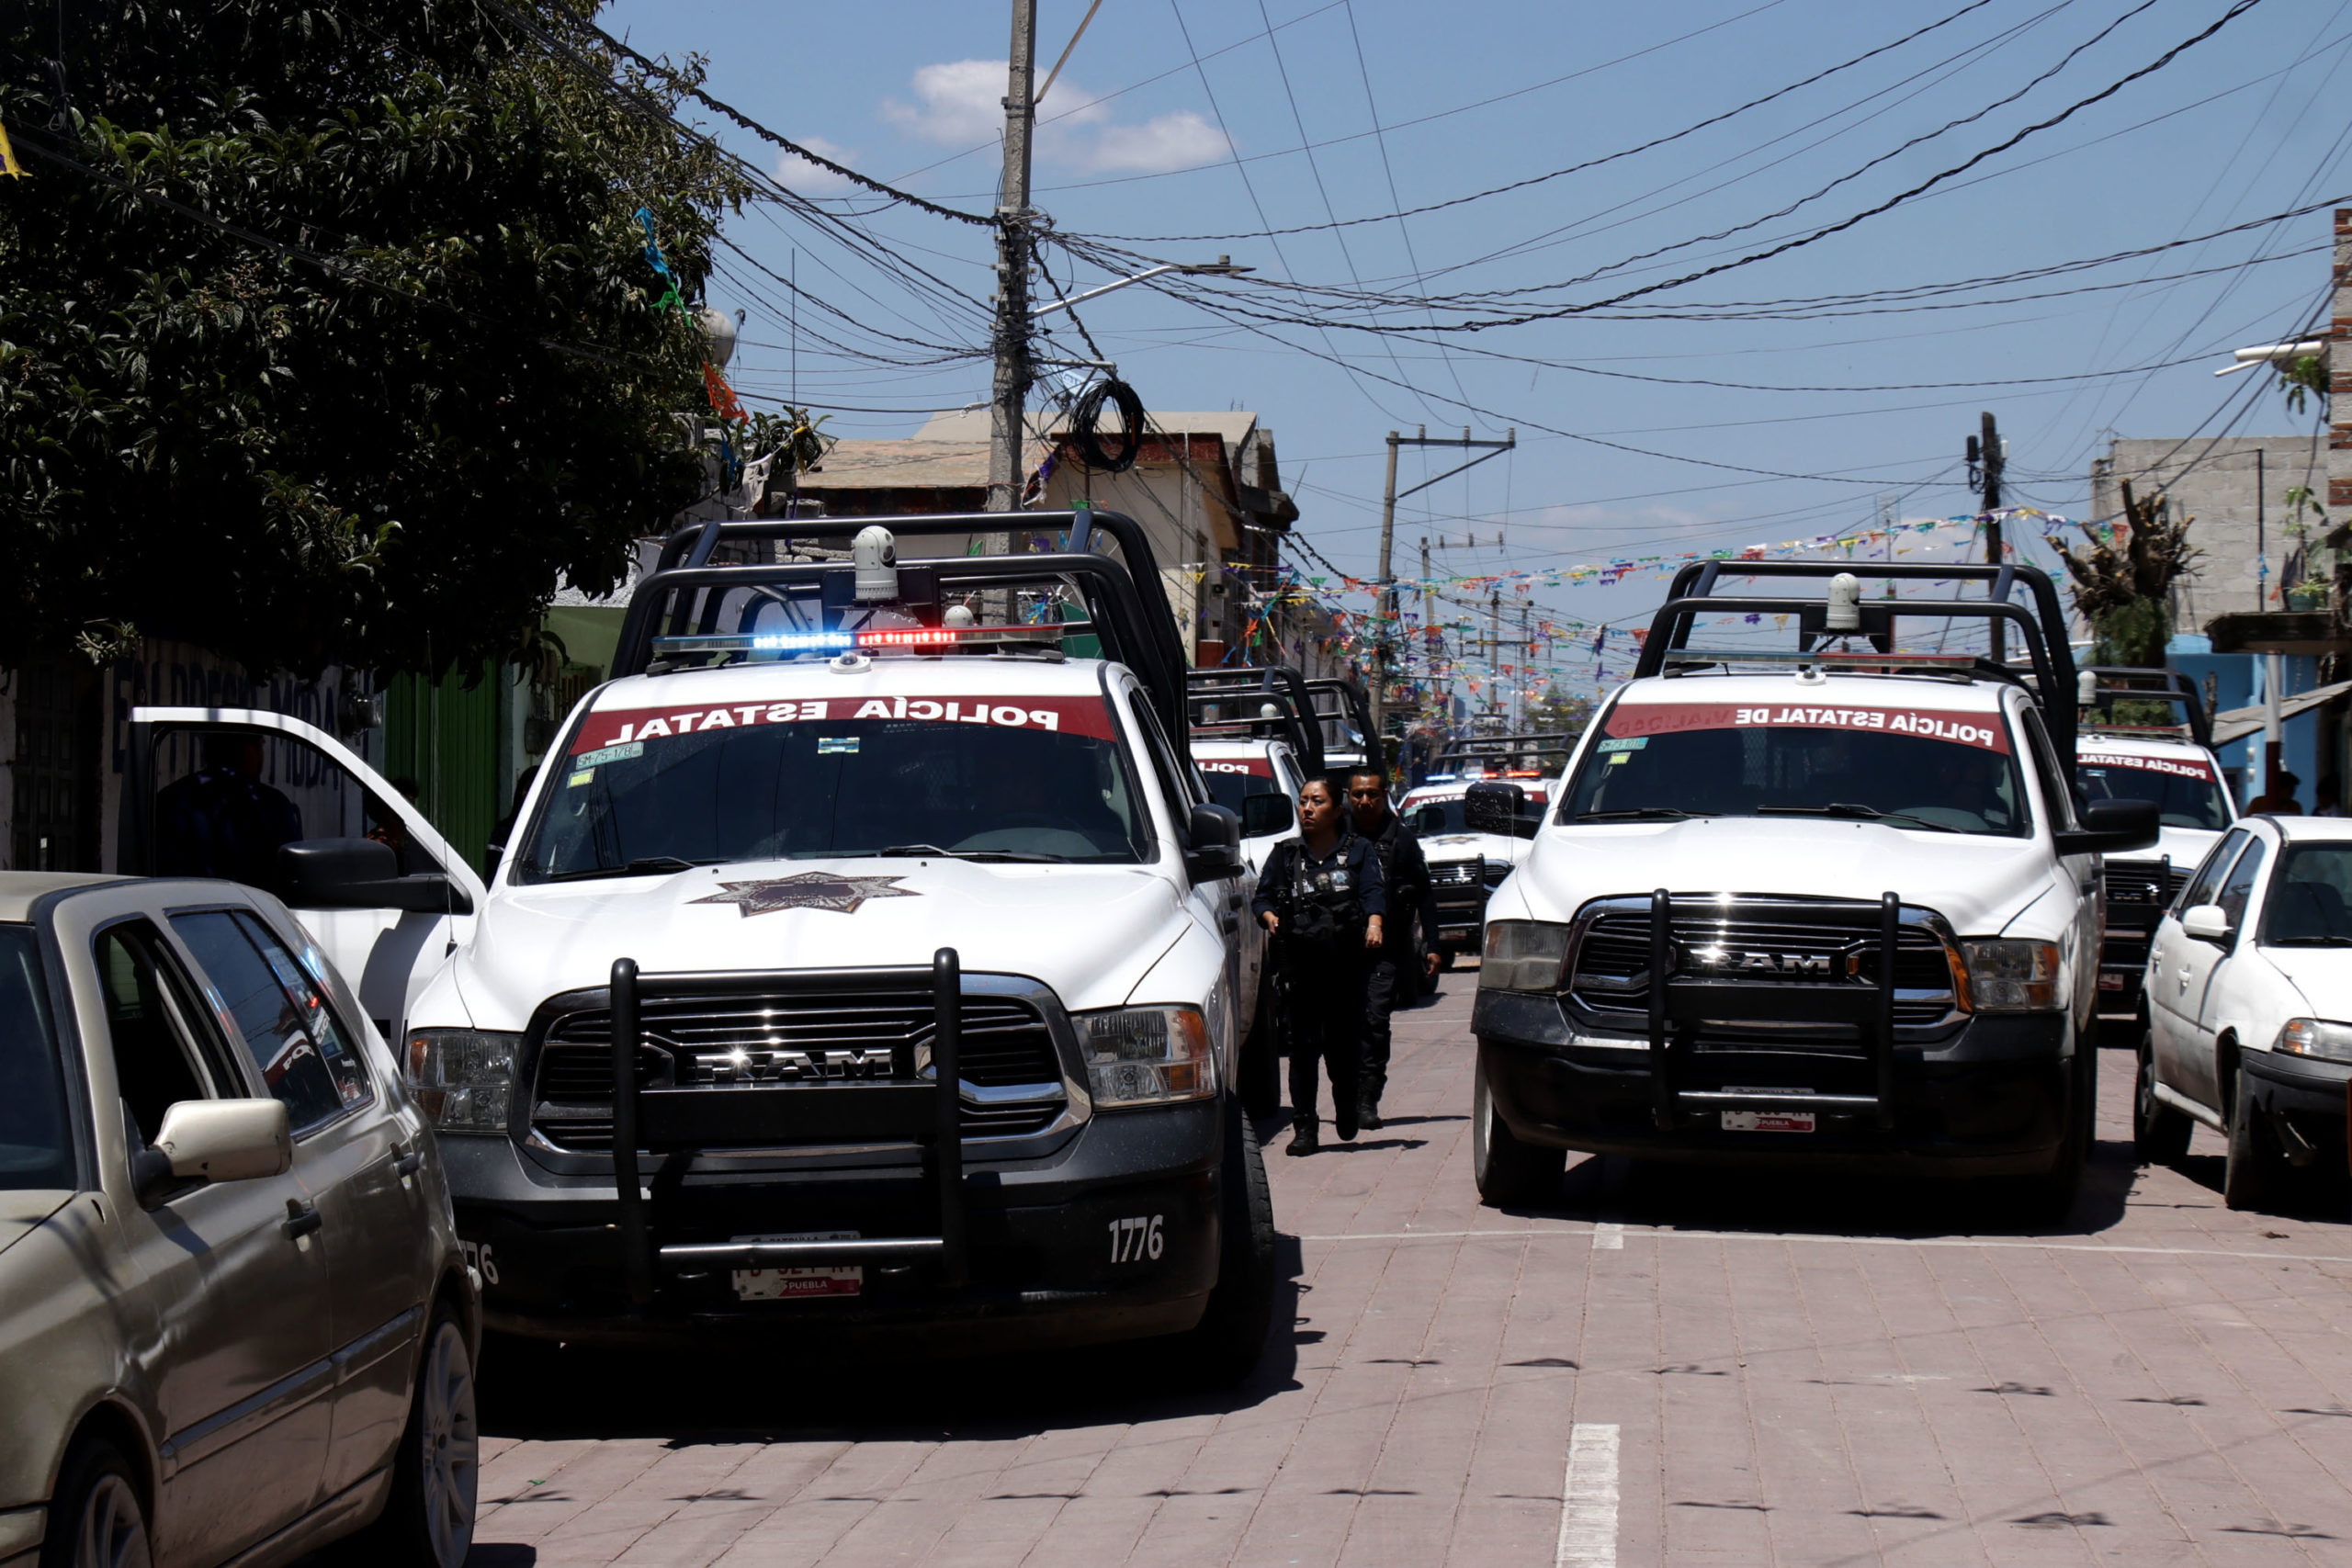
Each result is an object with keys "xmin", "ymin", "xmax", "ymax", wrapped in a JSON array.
[
  {"xmin": 1640, "ymin": 890, "xmax": 1905, "ymax": 1132},
  {"xmin": 605, "ymin": 949, "xmax": 969, "ymax": 1305}
]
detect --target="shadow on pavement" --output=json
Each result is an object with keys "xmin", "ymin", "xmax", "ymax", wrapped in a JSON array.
[
  {"xmin": 476, "ymin": 1235, "xmax": 1308, "ymax": 1448},
  {"xmin": 1483, "ymin": 1129, "xmax": 2143, "ymax": 1243}
]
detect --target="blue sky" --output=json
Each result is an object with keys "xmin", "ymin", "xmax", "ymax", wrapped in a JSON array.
[{"xmin": 604, "ymin": 0, "xmax": 2351, "ymax": 695}]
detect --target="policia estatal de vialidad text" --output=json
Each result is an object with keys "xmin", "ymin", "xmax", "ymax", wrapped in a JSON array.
[{"xmin": 1251, "ymin": 767, "xmax": 1442, "ymax": 1156}]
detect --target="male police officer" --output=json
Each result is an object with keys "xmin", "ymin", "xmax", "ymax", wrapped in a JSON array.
[
  {"xmin": 1253, "ymin": 775, "xmax": 1385, "ymax": 1156},
  {"xmin": 1348, "ymin": 767, "xmax": 1442, "ymax": 1130}
]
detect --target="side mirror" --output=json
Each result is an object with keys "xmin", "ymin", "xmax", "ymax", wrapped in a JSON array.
[
  {"xmin": 1184, "ymin": 803, "xmax": 1245, "ymax": 881},
  {"xmin": 134, "ymin": 1099, "xmax": 291, "ymax": 1205},
  {"xmin": 1239, "ymin": 793, "xmax": 1295, "ymax": 839},
  {"xmin": 2180, "ymin": 904, "xmax": 2233, "ymax": 944},
  {"xmin": 1463, "ymin": 781, "xmax": 1526, "ymax": 837},
  {"xmin": 278, "ymin": 839, "xmax": 473, "ymax": 915},
  {"xmin": 2054, "ymin": 797, "xmax": 2160, "ymax": 856}
]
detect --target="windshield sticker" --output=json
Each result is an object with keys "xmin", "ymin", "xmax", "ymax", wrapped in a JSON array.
[
  {"xmin": 817, "ymin": 737, "xmax": 860, "ymax": 755},
  {"xmin": 1596, "ymin": 737, "xmax": 1647, "ymax": 753},
  {"xmin": 689, "ymin": 872, "xmax": 922, "ymax": 917},
  {"xmin": 2078, "ymin": 751, "xmax": 2215, "ymax": 782},
  {"xmin": 567, "ymin": 769, "xmax": 594, "ymax": 789},
  {"xmin": 576, "ymin": 740, "xmax": 643, "ymax": 768},
  {"xmin": 1605, "ymin": 702, "xmax": 2010, "ymax": 753},
  {"xmin": 572, "ymin": 694, "xmax": 1116, "ymax": 752},
  {"xmin": 1201, "ymin": 758, "xmax": 1275, "ymax": 777}
]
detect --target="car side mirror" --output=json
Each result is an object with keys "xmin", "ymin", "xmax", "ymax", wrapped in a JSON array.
[
  {"xmin": 1238, "ymin": 793, "xmax": 1295, "ymax": 839},
  {"xmin": 2054, "ymin": 797, "xmax": 2160, "ymax": 856},
  {"xmin": 1463, "ymin": 781, "xmax": 1525, "ymax": 837},
  {"xmin": 278, "ymin": 838, "xmax": 474, "ymax": 915},
  {"xmin": 1184, "ymin": 802, "xmax": 1245, "ymax": 880},
  {"xmin": 133, "ymin": 1099, "xmax": 291, "ymax": 1206},
  {"xmin": 2180, "ymin": 903, "xmax": 2233, "ymax": 944}
]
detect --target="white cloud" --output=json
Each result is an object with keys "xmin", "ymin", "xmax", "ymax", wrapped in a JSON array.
[
  {"xmin": 1068, "ymin": 109, "xmax": 1227, "ymax": 175},
  {"xmin": 775, "ymin": 135, "xmax": 860, "ymax": 195},
  {"xmin": 885, "ymin": 61, "xmax": 1229, "ymax": 176}
]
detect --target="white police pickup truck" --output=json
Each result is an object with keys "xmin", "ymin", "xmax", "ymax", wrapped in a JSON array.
[
  {"xmin": 119, "ymin": 509, "xmax": 1277, "ymax": 1381},
  {"xmin": 2070, "ymin": 668, "xmax": 2236, "ymax": 1026},
  {"xmin": 1470, "ymin": 562, "xmax": 2158, "ymax": 1218},
  {"xmin": 1403, "ymin": 735, "xmax": 1575, "ymax": 965}
]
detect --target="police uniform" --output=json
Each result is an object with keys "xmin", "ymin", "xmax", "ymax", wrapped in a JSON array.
[
  {"xmin": 1252, "ymin": 829, "xmax": 1386, "ymax": 1146},
  {"xmin": 1359, "ymin": 807, "xmax": 1439, "ymax": 1123}
]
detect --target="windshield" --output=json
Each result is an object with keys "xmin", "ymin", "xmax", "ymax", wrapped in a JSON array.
[
  {"xmin": 2261, "ymin": 843, "xmax": 2352, "ymax": 945},
  {"xmin": 516, "ymin": 690, "xmax": 1152, "ymax": 879},
  {"xmin": 1199, "ymin": 758, "xmax": 1284, "ymax": 814},
  {"xmin": 2075, "ymin": 751, "xmax": 2232, "ymax": 830},
  {"xmin": 1403, "ymin": 793, "xmax": 1546, "ymax": 838},
  {"xmin": 0, "ymin": 926, "xmax": 74, "ymax": 1190},
  {"xmin": 1561, "ymin": 699, "xmax": 2030, "ymax": 836}
]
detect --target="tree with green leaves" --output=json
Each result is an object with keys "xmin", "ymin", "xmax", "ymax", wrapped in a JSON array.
[
  {"xmin": 2052, "ymin": 479, "xmax": 2199, "ymax": 667},
  {"xmin": 0, "ymin": 0, "xmax": 754, "ymax": 675}
]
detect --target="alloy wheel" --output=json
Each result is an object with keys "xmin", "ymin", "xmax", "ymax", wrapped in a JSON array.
[
  {"xmin": 418, "ymin": 1320, "xmax": 481, "ymax": 1567},
  {"xmin": 74, "ymin": 1473, "xmax": 148, "ymax": 1568}
]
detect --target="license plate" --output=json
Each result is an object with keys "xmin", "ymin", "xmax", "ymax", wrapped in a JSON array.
[
  {"xmin": 1722, "ymin": 1109, "xmax": 1815, "ymax": 1134},
  {"xmin": 730, "ymin": 1231, "xmax": 862, "ymax": 1299}
]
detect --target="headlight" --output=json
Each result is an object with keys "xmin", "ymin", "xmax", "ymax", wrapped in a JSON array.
[
  {"xmin": 1958, "ymin": 940, "xmax": 2064, "ymax": 1011},
  {"xmin": 405, "ymin": 1029, "xmax": 520, "ymax": 1133},
  {"xmin": 1482, "ymin": 920, "xmax": 1571, "ymax": 993},
  {"xmin": 1079, "ymin": 1007, "xmax": 1216, "ymax": 1109},
  {"xmin": 2276, "ymin": 1018, "xmax": 2352, "ymax": 1062}
]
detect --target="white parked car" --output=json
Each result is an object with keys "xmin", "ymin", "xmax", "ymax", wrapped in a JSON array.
[
  {"xmin": 0, "ymin": 872, "xmax": 477, "ymax": 1568},
  {"xmin": 116, "ymin": 509, "xmax": 1276, "ymax": 1382},
  {"xmin": 2071, "ymin": 667, "xmax": 2235, "ymax": 1025},
  {"xmin": 2134, "ymin": 814, "xmax": 2352, "ymax": 1210},
  {"xmin": 1471, "ymin": 562, "xmax": 2157, "ymax": 1218},
  {"xmin": 1399, "ymin": 774, "xmax": 1549, "ymax": 965}
]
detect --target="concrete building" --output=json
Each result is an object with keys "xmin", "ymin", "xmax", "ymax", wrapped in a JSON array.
[
  {"xmin": 788, "ymin": 408, "xmax": 1352, "ymax": 679},
  {"xmin": 2085, "ymin": 209, "xmax": 2352, "ymax": 811}
]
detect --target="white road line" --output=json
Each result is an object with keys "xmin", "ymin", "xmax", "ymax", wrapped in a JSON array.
[
  {"xmin": 1556, "ymin": 1423, "xmax": 1620, "ymax": 1568},
  {"xmin": 1591, "ymin": 1223, "xmax": 1624, "ymax": 1250},
  {"xmin": 1296, "ymin": 1226, "xmax": 2352, "ymax": 1265}
]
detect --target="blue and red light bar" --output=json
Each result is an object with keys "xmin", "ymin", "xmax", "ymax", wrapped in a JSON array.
[{"xmin": 651, "ymin": 622, "xmax": 1093, "ymax": 659}]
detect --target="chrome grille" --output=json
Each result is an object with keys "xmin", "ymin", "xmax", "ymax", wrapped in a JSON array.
[
  {"xmin": 1430, "ymin": 860, "xmax": 1481, "ymax": 886},
  {"xmin": 2103, "ymin": 860, "xmax": 2188, "ymax": 911},
  {"xmin": 1568, "ymin": 897, "xmax": 1961, "ymax": 1031},
  {"xmin": 530, "ymin": 988, "xmax": 1065, "ymax": 1152}
]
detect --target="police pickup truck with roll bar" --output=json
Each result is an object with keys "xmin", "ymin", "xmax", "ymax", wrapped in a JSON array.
[
  {"xmin": 118, "ymin": 508, "xmax": 1278, "ymax": 1380},
  {"xmin": 1400, "ymin": 734, "xmax": 1574, "ymax": 967},
  {"xmin": 1467, "ymin": 560, "xmax": 2160, "ymax": 1217},
  {"xmin": 2070, "ymin": 666, "xmax": 2235, "ymax": 1029}
]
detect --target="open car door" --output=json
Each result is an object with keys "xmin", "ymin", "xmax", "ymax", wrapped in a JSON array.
[{"xmin": 122, "ymin": 705, "xmax": 486, "ymax": 1043}]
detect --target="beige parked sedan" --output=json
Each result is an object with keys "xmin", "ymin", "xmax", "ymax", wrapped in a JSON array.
[{"xmin": 0, "ymin": 872, "xmax": 479, "ymax": 1568}]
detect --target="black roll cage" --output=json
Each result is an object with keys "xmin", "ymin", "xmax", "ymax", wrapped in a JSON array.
[
  {"xmin": 616, "ymin": 510, "xmax": 1193, "ymax": 761},
  {"xmin": 1303, "ymin": 678, "xmax": 1375, "ymax": 760},
  {"xmin": 1636, "ymin": 559, "xmax": 2079, "ymax": 756},
  {"xmin": 1184, "ymin": 664, "xmax": 1326, "ymax": 775},
  {"xmin": 2078, "ymin": 664, "xmax": 2211, "ymax": 749}
]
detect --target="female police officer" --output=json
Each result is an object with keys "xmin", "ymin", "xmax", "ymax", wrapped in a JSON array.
[{"xmin": 1253, "ymin": 775, "xmax": 1385, "ymax": 1156}]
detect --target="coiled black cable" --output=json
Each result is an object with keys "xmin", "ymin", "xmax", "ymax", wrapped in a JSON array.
[{"xmin": 1069, "ymin": 378, "xmax": 1145, "ymax": 473}]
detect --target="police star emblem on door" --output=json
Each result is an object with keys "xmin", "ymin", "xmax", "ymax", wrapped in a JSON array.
[{"xmin": 689, "ymin": 872, "xmax": 921, "ymax": 916}]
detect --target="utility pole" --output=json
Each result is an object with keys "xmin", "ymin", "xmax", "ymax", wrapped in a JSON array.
[
  {"xmin": 1966, "ymin": 411, "xmax": 2006, "ymax": 660},
  {"xmin": 987, "ymin": 0, "xmax": 1038, "ymax": 520},
  {"xmin": 1419, "ymin": 536, "xmax": 1435, "ymax": 714},
  {"xmin": 1371, "ymin": 425, "xmax": 1516, "ymax": 749}
]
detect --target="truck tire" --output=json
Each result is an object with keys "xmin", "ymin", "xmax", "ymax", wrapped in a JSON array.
[
  {"xmin": 2132, "ymin": 1030, "xmax": 2191, "ymax": 1165},
  {"xmin": 1473, "ymin": 1055, "xmax": 1563, "ymax": 1208},
  {"xmin": 2222, "ymin": 1065, "xmax": 2281, "ymax": 1213},
  {"xmin": 2007, "ymin": 1039, "xmax": 2091, "ymax": 1224},
  {"xmin": 1238, "ymin": 1002, "xmax": 1281, "ymax": 1120},
  {"xmin": 1179, "ymin": 1098, "xmax": 1277, "ymax": 1386}
]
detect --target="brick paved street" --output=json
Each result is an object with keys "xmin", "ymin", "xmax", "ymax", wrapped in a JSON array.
[{"xmin": 466, "ymin": 977, "xmax": 2352, "ymax": 1566}]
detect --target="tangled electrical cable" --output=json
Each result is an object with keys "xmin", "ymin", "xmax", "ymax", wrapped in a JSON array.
[{"xmin": 1069, "ymin": 378, "xmax": 1146, "ymax": 472}]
